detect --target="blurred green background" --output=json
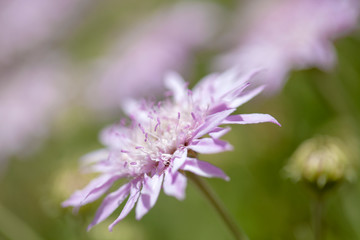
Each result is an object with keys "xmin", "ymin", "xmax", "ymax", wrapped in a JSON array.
[{"xmin": 1, "ymin": 0, "xmax": 360, "ymax": 240}]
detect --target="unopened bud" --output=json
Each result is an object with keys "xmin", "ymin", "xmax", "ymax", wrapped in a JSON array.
[{"xmin": 285, "ymin": 136, "xmax": 355, "ymax": 191}]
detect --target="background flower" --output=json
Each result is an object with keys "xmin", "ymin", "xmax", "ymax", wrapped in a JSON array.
[
  {"xmin": 0, "ymin": 54, "xmax": 72, "ymax": 171},
  {"xmin": 0, "ymin": 0, "xmax": 89, "ymax": 66},
  {"xmin": 215, "ymin": 0, "xmax": 360, "ymax": 92},
  {"xmin": 86, "ymin": 2, "xmax": 221, "ymax": 113}
]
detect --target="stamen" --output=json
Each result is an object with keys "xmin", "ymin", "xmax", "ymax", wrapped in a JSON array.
[
  {"xmin": 147, "ymin": 131, "xmax": 160, "ymax": 140},
  {"xmin": 138, "ymin": 123, "xmax": 146, "ymax": 134},
  {"xmin": 154, "ymin": 121, "xmax": 160, "ymax": 132},
  {"xmin": 191, "ymin": 112, "xmax": 197, "ymax": 121}
]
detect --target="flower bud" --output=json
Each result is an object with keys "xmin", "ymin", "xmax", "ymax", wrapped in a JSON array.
[{"xmin": 285, "ymin": 136, "xmax": 355, "ymax": 191}]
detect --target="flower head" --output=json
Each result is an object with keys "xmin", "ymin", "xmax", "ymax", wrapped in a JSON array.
[
  {"xmin": 215, "ymin": 0, "xmax": 360, "ymax": 92},
  {"xmin": 63, "ymin": 69, "xmax": 280, "ymax": 231}
]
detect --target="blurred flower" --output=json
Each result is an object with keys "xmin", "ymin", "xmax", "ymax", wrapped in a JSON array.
[
  {"xmin": 87, "ymin": 2, "xmax": 221, "ymax": 112},
  {"xmin": 215, "ymin": 0, "xmax": 360, "ymax": 92},
  {"xmin": 0, "ymin": 0, "xmax": 88, "ymax": 65},
  {"xmin": 285, "ymin": 136, "xmax": 356, "ymax": 191},
  {"xmin": 0, "ymin": 55, "xmax": 71, "ymax": 170},
  {"xmin": 63, "ymin": 69, "xmax": 280, "ymax": 231}
]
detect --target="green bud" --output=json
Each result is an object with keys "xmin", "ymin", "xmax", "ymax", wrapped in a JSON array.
[{"xmin": 285, "ymin": 136, "xmax": 355, "ymax": 191}]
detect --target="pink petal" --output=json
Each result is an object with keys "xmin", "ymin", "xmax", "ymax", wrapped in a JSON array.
[
  {"xmin": 135, "ymin": 173, "xmax": 164, "ymax": 220},
  {"xmin": 80, "ymin": 149, "xmax": 109, "ymax": 166},
  {"xmin": 172, "ymin": 149, "xmax": 188, "ymax": 172},
  {"xmin": 108, "ymin": 180, "xmax": 142, "ymax": 231},
  {"xmin": 218, "ymin": 70, "xmax": 258, "ymax": 101},
  {"xmin": 182, "ymin": 158, "xmax": 229, "ymax": 181},
  {"xmin": 188, "ymin": 138, "xmax": 233, "ymax": 154},
  {"xmin": 87, "ymin": 183, "xmax": 131, "ymax": 231},
  {"xmin": 163, "ymin": 170, "xmax": 187, "ymax": 200},
  {"xmin": 164, "ymin": 72, "xmax": 187, "ymax": 103},
  {"xmin": 208, "ymin": 127, "xmax": 231, "ymax": 139},
  {"xmin": 62, "ymin": 174, "xmax": 119, "ymax": 208},
  {"xmin": 229, "ymin": 85, "xmax": 265, "ymax": 108},
  {"xmin": 222, "ymin": 113, "xmax": 281, "ymax": 126},
  {"xmin": 193, "ymin": 109, "xmax": 235, "ymax": 139}
]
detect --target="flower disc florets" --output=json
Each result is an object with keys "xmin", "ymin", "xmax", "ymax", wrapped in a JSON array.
[{"xmin": 62, "ymin": 69, "xmax": 280, "ymax": 231}]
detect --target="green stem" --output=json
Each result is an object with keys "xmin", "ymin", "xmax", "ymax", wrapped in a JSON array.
[
  {"xmin": 312, "ymin": 194, "xmax": 325, "ymax": 240},
  {"xmin": 187, "ymin": 172, "xmax": 249, "ymax": 240}
]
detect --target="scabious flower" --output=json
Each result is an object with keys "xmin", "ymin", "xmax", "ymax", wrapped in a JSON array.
[
  {"xmin": 0, "ymin": 0, "xmax": 88, "ymax": 65},
  {"xmin": 63, "ymin": 69, "xmax": 280, "ymax": 231},
  {"xmin": 87, "ymin": 2, "xmax": 221, "ymax": 112},
  {"xmin": 0, "ymin": 55, "xmax": 69, "ymax": 171},
  {"xmin": 215, "ymin": 0, "xmax": 360, "ymax": 92}
]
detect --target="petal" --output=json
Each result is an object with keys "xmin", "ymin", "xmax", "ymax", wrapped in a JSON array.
[
  {"xmin": 135, "ymin": 173, "xmax": 164, "ymax": 220},
  {"xmin": 80, "ymin": 149, "xmax": 110, "ymax": 166},
  {"xmin": 82, "ymin": 160, "xmax": 117, "ymax": 174},
  {"xmin": 229, "ymin": 85, "xmax": 265, "ymax": 108},
  {"xmin": 108, "ymin": 180, "xmax": 142, "ymax": 231},
  {"xmin": 62, "ymin": 174, "xmax": 119, "ymax": 209},
  {"xmin": 222, "ymin": 113, "xmax": 281, "ymax": 126},
  {"xmin": 182, "ymin": 158, "xmax": 229, "ymax": 181},
  {"xmin": 164, "ymin": 72, "xmax": 187, "ymax": 103},
  {"xmin": 217, "ymin": 68, "xmax": 261, "ymax": 101},
  {"xmin": 188, "ymin": 138, "xmax": 233, "ymax": 154},
  {"xmin": 87, "ymin": 183, "xmax": 131, "ymax": 231},
  {"xmin": 172, "ymin": 149, "xmax": 187, "ymax": 172},
  {"xmin": 208, "ymin": 127, "xmax": 231, "ymax": 139},
  {"xmin": 163, "ymin": 170, "xmax": 187, "ymax": 200},
  {"xmin": 193, "ymin": 109, "xmax": 235, "ymax": 139}
]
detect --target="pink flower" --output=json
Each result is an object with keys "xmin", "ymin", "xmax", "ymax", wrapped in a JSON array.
[
  {"xmin": 87, "ymin": 2, "xmax": 221, "ymax": 112},
  {"xmin": 0, "ymin": 0, "xmax": 87, "ymax": 65},
  {"xmin": 0, "ymin": 55, "xmax": 69, "ymax": 169},
  {"xmin": 215, "ymin": 0, "xmax": 360, "ymax": 92},
  {"xmin": 63, "ymin": 69, "xmax": 280, "ymax": 231}
]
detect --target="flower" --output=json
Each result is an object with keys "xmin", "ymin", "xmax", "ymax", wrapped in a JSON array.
[
  {"xmin": 0, "ymin": 54, "xmax": 69, "ymax": 171},
  {"xmin": 63, "ymin": 69, "xmax": 280, "ymax": 231},
  {"xmin": 215, "ymin": 0, "xmax": 360, "ymax": 92},
  {"xmin": 87, "ymin": 2, "xmax": 221, "ymax": 112},
  {"xmin": 0, "ymin": 0, "xmax": 88, "ymax": 65}
]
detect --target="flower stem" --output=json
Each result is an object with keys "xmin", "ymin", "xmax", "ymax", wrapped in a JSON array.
[
  {"xmin": 187, "ymin": 172, "xmax": 249, "ymax": 240},
  {"xmin": 312, "ymin": 194, "xmax": 325, "ymax": 240}
]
